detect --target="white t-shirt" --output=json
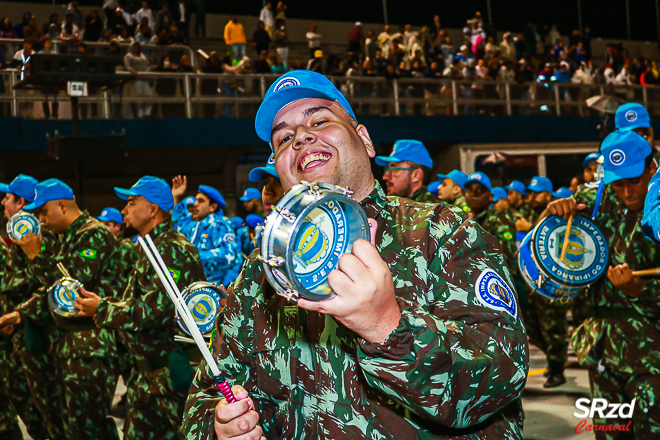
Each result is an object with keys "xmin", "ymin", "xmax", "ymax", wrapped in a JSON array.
[{"xmin": 179, "ymin": 3, "xmax": 186, "ymax": 22}]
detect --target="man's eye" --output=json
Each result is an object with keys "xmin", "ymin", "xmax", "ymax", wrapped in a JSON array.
[
  {"xmin": 279, "ymin": 135, "xmax": 292, "ymax": 146},
  {"xmin": 312, "ymin": 120, "xmax": 326, "ymax": 127}
]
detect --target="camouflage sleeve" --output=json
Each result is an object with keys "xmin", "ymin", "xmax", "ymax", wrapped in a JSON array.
[
  {"xmin": 356, "ymin": 216, "xmax": 528, "ymax": 429},
  {"xmin": 172, "ymin": 200, "xmax": 193, "ymax": 231},
  {"xmin": 183, "ymin": 259, "xmax": 278, "ymax": 440}
]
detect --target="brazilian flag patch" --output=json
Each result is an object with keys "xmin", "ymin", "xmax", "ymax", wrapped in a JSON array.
[
  {"xmin": 168, "ymin": 268, "xmax": 181, "ymax": 283},
  {"xmin": 80, "ymin": 248, "xmax": 97, "ymax": 259},
  {"xmin": 502, "ymin": 231, "xmax": 514, "ymax": 241}
]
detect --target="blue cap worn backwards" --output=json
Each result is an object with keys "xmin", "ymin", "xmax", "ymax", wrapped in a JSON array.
[
  {"xmin": 492, "ymin": 187, "xmax": 508, "ymax": 203},
  {"xmin": 0, "ymin": 174, "xmax": 39, "ymax": 202},
  {"xmin": 198, "ymin": 185, "xmax": 226, "ymax": 209},
  {"xmin": 582, "ymin": 152, "xmax": 602, "ymax": 169},
  {"xmin": 465, "ymin": 172, "xmax": 492, "ymax": 191},
  {"xmin": 249, "ymin": 153, "xmax": 280, "ymax": 182},
  {"xmin": 246, "ymin": 213, "xmax": 265, "ymax": 229},
  {"xmin": 552, "ymin": 187, "xmax": 574, "ymax": 199},
  {"xmin": 96, "ymin": 207, "xmax": 123, "ymax": 224},
  {"xmin": 23, "ymin": 179, "xmax": 75, "ymax": 212},
  {"xmin": 527, "ymin": 176, "xmax": 553, "ymax": 193},
  {"xmin": 615, "ymin": 103, "xmax": 651, "ymax": 132},
  {"xmin": 504, "ymin": 180, "xmax": 526, "ymax": 196},
  {"xmin": 601, "ymin": 130, "xmax": 652, "ymax": 184},
  {"xmin": 428, "ymin": 180, "xmax": 440, "ymax": 196},
  {"xmin": 239, "ymin": 188, "xmax": 262, "ymax": 201},
  {"xmin": 375, "ymin": 140, "xmax": 433, "ymax": 169},
  {"xmin": 230, "ymin": 216, "xmax": 244, "ymax": 229},
  {"xmin": 114, "ymin": 176, "xmax": 174, "ymax": 212},
  {"xmin": 437, "ymin": 170, "xmax": 468, "ymax": 190},
  {"xmin": 255, "ymin": 70, "xmax": 356, "ymax": 144}
]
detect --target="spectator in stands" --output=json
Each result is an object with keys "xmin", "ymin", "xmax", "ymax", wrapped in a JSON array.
[
  {"xmin": 254, "ymin": 50, "xmax": 271, "ymax": 73},
  {"xmin": 549, "ymin": 25, "xmax": 561, "ymax": 44},
  {"xmin": 61, "ymin": 12, "xmax": 79, "ymax": 36},
  {"xmin": 67, "ymin": 1, "xmax": 84, "ymax": 29},
  {"xmin": 523, "ymin": 23, "xmax": 538, "ymax": 57},
  {"xmin": 76, "ymin": 43, "xmax": 99, "ymax": 119},
  {"xmin": 252, "ymin": 21, "xmax": 270, "ymax": 57},
  {"xmin": 365, "ymin": 30, "xmax": 378, "ymax": 61},
  {"xmin": 42, "ymin": 12, "xmax": 58, "ymax": 35},
  {"xmin": 641, "ymin": 62, "xmax": 658, "ymax": 86},
  {"xmin": 13, "ymin": 12, "xmax": 32, "ymax": 39},
  {"xmin": 193, "ymin": 0, "xmax": 206, "ymax": 37},
  {"xmin": 135, "ymin": 22, "xmax": 156, "ymax": 45},
  {"xmin": 377, "ymin": 25, "xmax": 392, "ymax": 57},
  {"xmin": 347, "ymin": 22, "xmax": 364, "ymax": 54},
  {"xmin": 175, "ymin": 0, "xmax": 190, "ymax": 43},
  {"xmin": 307, "ymin": 49, "xmax": 326, "ymax": 74},
  {"xmin": 166, "ymin": 23, "xmax": 185, "ymax": 45},
  {"xmin": 60, "ymin": 22, "xmax": 80, "ymax": 42},
  {"xmin": 500, "ymin": 32, "xmax": 515, "ymax": 60},
  {"xmin": 273, "ymin": 22, "xmax": 289, "ymax": 67},
  {"xmin": 98, "ymin": 28, "xmax": 112, "ymax": 42},
  {"xmin": 582, "ymin": 27, "xmax": 592, "ymax": 59},
  {"xmin": 109, "ymin": 8, "xmax": 128, "ymax": 35},
  {"xmin": 24, "ymin": 17, "xmax": 42, "ymax": 43},
  {"xmin": 271, "ymin": 54, "xmax": 286, "ymax": 74},
  {"xmin": 84, "ymin": 10, "xmax": 103, "ymax": 42},
  {"xmin": 224, "ymin": 15, "xmax": 247, "ymax": 61},
  {"xmin": 200, "ymin": 51, "xmax": 221, "ymax": 117},
  {"xmin": 134, "ymin": 2, "xmax": 155, "ymax": 31},
  {"xmin": 38, "ymin": 38, "xmax": 56, "ymax": 54},
  {"xmin": 259, "ymin": 2, "xmax": 275, "ymax": 37},
  {"xmin": 572, "ymin": 61, "xmax": 594, "ymax": 115},
  {"xmin": 45, "ymin": 23, "xmax": 60, "ymax": 41},
  {"xmin": 117, "ymin": 26, "xmax": 134, "ymax": 43},
  {"xmin": 430, "ymin": 15, "xmax": 441, "ymax": 37},
  {"xmin": 124, "ymin": 41, "xmax": 153, "ymax": 118},
  {"xmin": 306, "ymin": 25, "xmax": 322, "ymax": 59},
  {"xmin": 155, "ymin": 55, "xmax": 178, "ymax": 118},
  {"xmin": 156, "ymin": 3, "xmax": 173, "ymax": 33},
  {"xmin": 275, "ymin": 1, "xmax": 287, "ymax": 22}
]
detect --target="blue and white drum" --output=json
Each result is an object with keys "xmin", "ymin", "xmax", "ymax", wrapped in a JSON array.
[
  {"xmin": 259, "ymin": 181, "xmax": 370, "ymax": 301},
  {"xmin": 518, "ymin": 215, "xmax": 608, "ymax": 301},
  {"xmin": 48, "ymin": 277, "xmax": 82, "ymax": 317},
  {"xmin": 6, "ymin": 211, "xmax": 40, "ymax": 241},
  {"xmin": 177, "ymin": 281, "xmax": 226, "ymax": 336}
]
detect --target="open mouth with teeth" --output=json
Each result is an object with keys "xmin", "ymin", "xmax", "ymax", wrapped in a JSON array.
[{"xmin": 298, "ymin": 152, "xmax": 332, "ymax": 172}]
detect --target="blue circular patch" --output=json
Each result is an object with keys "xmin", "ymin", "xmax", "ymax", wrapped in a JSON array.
[
  {"xmin": 626, "ymin": 110, "xmax": 637, "ymax": 122},
  {"xmin": 475, "ymin": 269, "xmax": 518, "ymax": 319},
  {"xmin": 183, "ymin": 285, "xmax": 224, "ymax": 335},
  {"xmin": 273, "ymin": 77, "xmax": 301, "ymax": 91},
  {"xmin": 609, "ymin": 149, "xmax": 626, "ymax": 166}
]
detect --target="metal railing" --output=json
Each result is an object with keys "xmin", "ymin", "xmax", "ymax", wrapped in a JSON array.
[{"xmin": 1, "ymin": 69, "xmax": 658, "ymax": 120}]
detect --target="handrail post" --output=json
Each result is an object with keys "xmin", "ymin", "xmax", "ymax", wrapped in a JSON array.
[
  {"xmin": 451, "ymin": 80, "xmax": 458, "ymax": 115},
  {"xmin": 260, "ymin": 75, "xmax": 266, "ymax": 97},
  {"xmin": 554, "ymin": 83, "xmax": 561, "ymax": 115},
  {"xmin": 505, "ymin": 81, "xmax": 512, "ymax": 116},
  {"xmin": 9, "ymin": 71, "xmax": 18, "ymax": 117},
  {"xmin": 102, "ymin": 90, "xmax": 111, "ymax": 119},
  {"xmin": 643, "ymin": 85, "xmax": 649, "ymax": 109},
  {"xmin": 184, "ymin": 74, "xmax": 192, "ymax": 119},
  {"xmin": 393, "ymin": 79, "xmax": 400, "ymax": 116}
]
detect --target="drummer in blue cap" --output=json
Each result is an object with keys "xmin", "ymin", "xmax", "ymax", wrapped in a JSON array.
[
  {"xmin": 526, "ymin": 176, "xmax": 553, "ymax": 223},
  {"xmin": 437, "ymin": 169, "xmax": 469, "ymax": 211},
  {"xmin": 249, "ymin": 153, "xmax": 284, "ymax": 216},
  {"xmin": 505, "ymin": 180, "xmax": 534, "ymax": 222},
  {"xmin": 239, "ymin": 187, "xmax": 265, "ymax": 218},
  {"xmin": 376, "ymin": 140, "xmax": 438, "ymax": 202},
  {"xmin": 570, "ymin": 152, "xmax": 602, "ymax": 194},
  {"xmin": 615, "ymin": 102, "xmax": 654, "ymax": 148},
  {"xmin": 170, "ymin": 176, "xmax": 242, "ymax": 288},
  {"xmin": 96, "ymin": 207, "xmax": 124, "ymax": 237},
  {"xmin": 551, "ymin": 187, "xmax": 573, "ymax": 199},
  {"xmin": 491, "ymin": 187, "xmax": 510, "ymax": 212},
  {"xmin": 235, "ymin": 214, "xmax": 265, "ymax": 258},
  {"xmin": 0, "ymin": 174, "xmax": 38, "ymax": 222},
  {"xmin": 544, "ymin": 130, "xmax": 660, "ymax": 434}
]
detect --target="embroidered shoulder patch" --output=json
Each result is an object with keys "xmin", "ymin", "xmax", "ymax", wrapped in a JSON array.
[
  {"xmin": 80, "ymin": 248, "xmax": 97, "ymax": 259},
  {"xmin": 502, "ymin": 231, "xmax": 514, "ymax": 241},
  {"xmin": 475, "ymin": 269, "xmax": 517, "ymax": 319},
  {"xmin": 168, "ymin": 268, "xmax": 181, "ymax": 283}
]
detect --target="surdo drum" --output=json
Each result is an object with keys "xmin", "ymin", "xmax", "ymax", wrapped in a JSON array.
[
  {"xmin": 176, "ymin": 282, "xmax": 226, "ymax": 336},
  {"xmin": 48, "ymin": 277, "xmax": 82, "ymax": 317},
  {"xmin": 518, "ymin": 215, "xmax": 608, "ymax": 301},
  {"xmin": 6, "ymin": 211, "xmax": 40, "ymax": 241},
  {"xmin": 259, "ymin": 181, "xmax": 370, "ymax": 301}
]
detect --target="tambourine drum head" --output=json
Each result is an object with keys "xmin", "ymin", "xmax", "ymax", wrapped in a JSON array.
[
  {"xmin": 179, "ymin": 282, "xmax": 225, "ymax": 336},
  {"xmin": 48, "ymin": 278, "xmax": 81, "ymax": 317},
  {"xmin": 7, "ymin": 212, "xmax": 40, "ymax": 241}
]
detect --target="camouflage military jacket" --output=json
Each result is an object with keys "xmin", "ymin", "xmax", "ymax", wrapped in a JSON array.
[
  {"xmin": 15, "ymin": 212, "xmax": 123, "ymax": 358},
  {"xmin": 451, "ymin": 194, "xmax": 470, "ymax": 212},
  {"xmin": 183, "ymin": 181, "xmax": 528, "ymax": 440},
  {"xmin": 574, "ymin": 185, "xmax": 660, "ymax": 375},
  {"xmin": 410, "ymin": 186, "xmax": 439, "ymax": 203},
  {"xmin": 516, "ymin": 203, "xmax": 535, "ymax": 223},
  {"xmin": 94, "ymin": 219, "xmax": 206, "ymax": 362},
  {"xmin": 474, "ymin": 208, "xmax": 517, "ymax": 273},
  {"xmin": 119, "ymin": 238, "xmax": 139, "ymax": 286}
]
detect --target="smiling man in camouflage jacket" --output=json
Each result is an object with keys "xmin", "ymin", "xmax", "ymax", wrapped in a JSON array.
[{"xmin": 182, "ymin": 71, "xmax": 529, "ymax": 440}]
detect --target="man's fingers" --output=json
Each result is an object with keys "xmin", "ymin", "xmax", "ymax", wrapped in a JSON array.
[
  {"xmin": 327, "ymin": 268, "xmax": 355, "ymax": 297},
  {"xmin": 230, "ymin": 425, "xmax": 264, "ymax": 440},
  {"xmin": 79, "ymin": 286, "xmax": 97, "ymax": 298},
  {"xmin": 576, "ymin": 203, "xmax": 587, "ymax": 211},
  {"xmin": 336, "ymin": 253, "xmax": 366, "ymax": 283},
  {"xmin": 223, "ymin": 410, "xmax": 260, "ymax": 438},
  {"xmin": 216, "ymin": 397, "xmax": 252, "ymax": 424},
  {"xmin": 350, "ymin": 239, "xmax": 383, "ymax": 271}
]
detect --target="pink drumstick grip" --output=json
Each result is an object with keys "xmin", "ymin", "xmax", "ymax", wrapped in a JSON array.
[{"xmin": 216, "ymin": 379, "xmax": 237, "ymax": 403}]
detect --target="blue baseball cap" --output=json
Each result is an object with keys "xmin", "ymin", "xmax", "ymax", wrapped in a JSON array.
[
  {"xmin": 428, "ymin": 180, "xmax": 440, "ymax": 196},
  {"xmin": 552, "ymin": 187, "xmax": 574, "ymax": 199},
  {"xmin": 246, "ymin": 213, "xmax": 265, "ymax": 228},
  {"xmin": 249, "ymin": 154, "xmax": 280, "ymax": 182},
  {"xmin": 114, "ymin": 176, "xmax": 174, "ymax": 212},
  {"xmin": 504, "ymin": 180, "xmax": 526, "ymax": 196},
  {"xmin": 582, "ymin": 152, "xmax": 602, "ymax": 169},
  {"xmin": 239, "ymin": 188, "xmax": 262, "ymax": 201},
  {"xmin": 615, "ymin": 103, "xmax": 651, "ymax": 131},
  {"xmin": 601, "ymin": 130, "xmax": 652, "ymax": 184},
  {"xmin": 183, "ymin": 196, "xmax": 196, "ymax": 206},
  {"xmin": 229, "ymin": 216, "xmax": 244, "ymax": 229},
  {"xmin": 198, "ymin": 185, "xmax": 226, "ymax": 208},
  {"xmin": 0, "ymin": 174, "xmax": 38, "ymax": 202},
  {"xmin": 255, "ymin": 70, "xmax": 356, "ymax": 144},
  {"xmin": 437, "ymin": 170, "xmax": 468, "ymax": 190},
  {"xmin": 492, "ymin": 187, "xmax": 508, "ymax": 203},
  {"xmin": 527, "ymin": 176, "xmax": 553, "ymax": 193},
  {"xmin": 375, "ymin": 140, "xmax": 433, "ymax": 169},
  {"xmin": 96, "ymin": 207, "xmax": 123, "ymax": 224},
  {"xmin": 24, "ymin": 178, "xmax": 75, "ymax": 212},
  {"xmin": 465, "ymin": 172, "xmax": 492, "ymax": 191}
]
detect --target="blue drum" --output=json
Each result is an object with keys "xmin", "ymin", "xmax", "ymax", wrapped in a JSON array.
[
  {"xmin": 177, "ymin": 281, "xmax": 226, "ymax": 337},
  {"xmin": 259, "ymin": 181, "xmax": 370, "ymax": 301},
  {"xmin": 517, "ymin": 215, "xmax": 608, "ymax": 301}
]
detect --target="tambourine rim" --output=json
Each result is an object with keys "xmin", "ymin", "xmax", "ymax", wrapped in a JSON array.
[
  {"xmin": 177, "ymin": 281, "xmax": 225, "ymax": 336},
  {"xmin": 48, "ymin": 276, "xmax": 82, "ymax": 317},
  {"xmin": 6, "ymin": 211, "xmax": 41, "ymax": 241}
]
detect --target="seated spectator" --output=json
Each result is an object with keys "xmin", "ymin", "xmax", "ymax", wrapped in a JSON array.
[
  {"xmin": 253, "ymin": 50, "xmax": 271, "ymax": 73},
  {"xmin": 45, "ymin": 23, "xmax": 60, "ymax": 41},
  {"xmin": 134, "ymin": 1, "xmax": 155, "ymax": 31},
  {"xmin": 24, "ymin": 16, "xmax": 42, "ymax": 42},
  {"xmin": 38, "ymin": 38, "xmax": 56, "ymax": 54},
  {"xmin": 307, "ymin": 49, "xmax": 326, "ymax": 74},
  {"xmin": 84, "ymin": 9, "xmax": 103, "ymax": 42},
  {"xmin": 117, "ymin": 26, "xmax": 134, "ymax": 43},
  {"xmin": 61, "ymin": 12, "xmax": 80, "ymax": 37},
  {"xmin": 14, "ymin": 12, "xmax": 32, "ymax": 39},
  {"xmin": 109, "ymin": 8, "xmax": 128, "ymax": 35},
  {"xmin": 167, "ymin": 23, "xmax": 185, "ymax": 45},
  {"xmin": 252, "ymin": 20, "xmax": 270, "ymax": 56},
  {"xmin": 271, "ymin": 54, "xmax": 286, "ymax": 74},
  {"xmin": 0, "ymin": 17, "xmax": 16, "ymax": 38},
  {"xmin": 135, "ymin": 23, "xmax": 156, "ymax": 45},
  {"xmin": 98, "ymin": 28, "xmax": 112, "ymax": 42},
  {"xmin": 60, "ymin": 22, "xmax": 79, "ymax": 42},
  {"xmin": 156, "ymin": 3, "xmax": 173, "ymax": 33},
  {"xmin": 42, "ymin": 12, "xmax": 58, "ymax": 35}
]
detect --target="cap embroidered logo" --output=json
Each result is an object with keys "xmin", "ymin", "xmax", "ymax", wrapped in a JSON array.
[
  {"xmin": 273, "ymin": 77, "xmax": 300, "ymax": 91},
  {"xmin": 268, "ymin": 154, "xmax": 276, "ymax": 165},
  {"xmin": 473, "ymin": 174, "xmax": 481, "ymax": 180},
  {"xmin": 625, "ymin": 110, "xmax": 637, "ymax": 122},
  {"xmin": 102, "ymin": 210, "xmax": 108, "ymax": 216},
  {"xmin": 531, "ymin": 179, "xmax": 538, "ymax": 186},
  {"xmin": 609, "ymin": 149, "xmax": 626, "ymax": 166}
]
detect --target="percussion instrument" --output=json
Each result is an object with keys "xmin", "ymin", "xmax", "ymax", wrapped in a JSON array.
[
  {"xmin": 48, "ymin": 277, "xmax": 82, "ymax": 317},
  {"xmin": 176, "ymin": 281, "xmax": 226, "ymax": 337},
  {"xmin": 6, "ymin": 211, "xmax": 40, "ymax": 241}
]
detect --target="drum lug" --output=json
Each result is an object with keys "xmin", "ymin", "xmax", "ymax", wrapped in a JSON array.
[
  {"xmin": 271, "ymin": 206, "xmax": 297, "ymax": 223},
  {"xmin": 334, "ymin": 185, "xmax": 354, "ymax": 198},
  {"xmin": 300, "ymin": 180, "xmax": 322, "ymax": 198},
  {"xmin": 257, "ymin": 255, "xmax": 285, "ymax": 267}
]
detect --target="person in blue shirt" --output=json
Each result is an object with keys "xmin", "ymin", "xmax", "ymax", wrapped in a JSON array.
[
  {"xmin": 170, "ymin": 175, "xmax": 242, "ymax": 288},
  {"xmin": 235, "ymin": 214, "xmax": 265, "ymax": 258}
]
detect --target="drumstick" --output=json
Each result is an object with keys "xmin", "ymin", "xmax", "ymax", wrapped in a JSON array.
[
  {"xmin": 57, "ymin": 262, "xmax": 71, "ymax": 278},
  {"xmin": 560, "ymin": 216, "xmax": 574, "ymax": 263},
  {"xmin": 632, "ymin": 267, "xmax": 660, "ymax": 277}
]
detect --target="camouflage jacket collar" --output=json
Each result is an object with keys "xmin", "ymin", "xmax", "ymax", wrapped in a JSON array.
[
  {"xmin": 359, "ymin": 180, "xmax": 388, "ymax": 219},
  {"xmin": 474, "ymin": 206, "xmax": 494, "ymax": 222},
  {"xmin": 63, "ymin": 211, "xmax": 90, "ymax": 241},
  {"xmin": 148, "ymin": 218, "xmax": 175, "ymax": 240}
]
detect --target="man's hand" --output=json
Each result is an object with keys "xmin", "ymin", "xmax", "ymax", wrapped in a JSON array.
[
  {"xmin": 608, "ymin": 263, "xmax": 643, "ymax": 298},
  {"xmin": 214, "ymin": 385, "xmax": 264, "ymax": 440},
  {"xmin": 297, "ymin": 239, "xmax": 401, "ymax": 344},
  {"xmin": 0, "ymin": 312, "xmax": 21, "ymax": 335},
  {"xmin": 171, "ymin": 175, "xmax": 188, "ymax": 205},
  {"xmin": 12, "ymin": 233, "xmax": 42, "ymax": 260},
  {"xmin": 516, "ymin": 216, "xmax": 532, "ymax": 233},
  {"xmin": 73, "ymin": 287, "xmax": 101, "ymax": 317},
  {"xmin": 539, "ymin": 198, "xmax": 587, "ymax": 222}
]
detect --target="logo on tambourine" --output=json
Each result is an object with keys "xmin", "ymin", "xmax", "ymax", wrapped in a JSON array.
[
  {"xmin": 294, "ymin": 219, "xmax": 329, "ymax": 268},
  {"xmin": 181, "ymin": 283, "xmax": 225, "ymax": 335},
  {"xmin": 7, "ymin": 212, "xmax": 40, "ymax": 241}
]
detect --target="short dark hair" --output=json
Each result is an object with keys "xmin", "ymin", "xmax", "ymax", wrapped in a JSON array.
[{"xmin": 412, "ymin": 164, "xmax": 434, "ymax": 186}]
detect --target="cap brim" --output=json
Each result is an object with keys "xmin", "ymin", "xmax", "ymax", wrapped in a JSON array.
[
  {"xmin": 465, "ymin": 179, "xmax": 490, "ymax": 191},
  {"xmin": 23, "ymin": 200, "xmax": 45, "ymax": 213},
  {"xmin": 437, "ymin": 174, "xmax": 448, "ymax": 181},
  {"xmin": 248, "ymin": 167, "xmax": 279, "ymax": 183},
  {"xmin": 255, "ymin": 87, "xmax": 337, "ymax": 143},
  {"xmin": 375, "ymin": 155, "xmax": 403, "ymax": 167},
  {"xmin": 95, "ymin": 215, "xmax": 111, "ymax": 222},
  {"xmin": 114, "ymin": 187, "xmax": 139, "ymax": 200},
  {"xmin": 0, "ymin": 183, "xmax": 10, "ymax": 194},
  {"xmin": 239, "ymin": 196, "xmax": 252, "ymax": 201},
  {"xmin": 603, "ymin": 160, "xmax": 646, "ymax": 184},
  {"xmin": 619, "ymin": 123, "xmax": 651, "ymax": 132}
]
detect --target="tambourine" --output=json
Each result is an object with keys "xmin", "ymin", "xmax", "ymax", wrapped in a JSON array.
[
  {"xmin": 48, "ymin": 277, "xmax": 82, "ymax": 317},
  {"xmin": 259, "ymin": 181, "xmax": 370, "ymax": 302},
  {"xmin": 176, "ymin": 281, "xmax": 226, "ymax": 336},
  {"xmin": 518, "ymin": 215, "xmax": 608, "ymax": 301},
  {"xmin": 6, "ymin": 211, "xmax": 41, "ymax": 241}
]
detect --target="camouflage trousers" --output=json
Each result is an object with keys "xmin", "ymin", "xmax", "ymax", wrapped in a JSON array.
[
  {"xmin": 523, "ymin": 290, "xmax": 569, "ymax": 370},
  {"xmin": 588, "ymin": 368, "xmax": 660, "ymax": 439},
  {"xmin": 0, "ymin": 342, "xmax": 20, "ymax": 439},
  {"xmin": 0, "ymin": 335, "xmax": 51, "ymax": 440},
  {"xmin": 55, "ymin": 355, "xmax": 120, "ymax": 440}
]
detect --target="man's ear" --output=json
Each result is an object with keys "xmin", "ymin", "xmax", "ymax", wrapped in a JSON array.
[
  {"xmin": 59, "ymin": 200, "xmax": 67, "ymax": 214},
  {"xmin": 411, "ymin": 168, "xmax": 423, "ymax": 184},
  {"xmin": 149, "ymin": 203, "xmax": 159, "ymax": 219},
  {"xmin": 209, "ymin": 203, "xmax": 218, "ymax": 213},
  {"xmin": 650, "ymin": 159, "xmax": 658, "ymax": 177},
  {"xmin": 356, "ymin": 125, "xmax": 375, "ymax": 158}
]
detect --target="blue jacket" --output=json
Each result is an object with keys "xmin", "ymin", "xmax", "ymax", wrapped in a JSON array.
[
  {"xmin": 236, "ymin": 225, "xmax": 255, "ymax": 258},
  {"xmin": 172, "ymin": 201, "xmax": 243, "ymax": 287}
]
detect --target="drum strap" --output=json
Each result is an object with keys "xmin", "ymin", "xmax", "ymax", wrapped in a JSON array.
[
  {"xmin": 135, "ymin": 347, "xmax": 200, "ymax": 372},
  {"xmin": 588, "ymin": 306, "xmax": 644, "ymax": 321}
]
